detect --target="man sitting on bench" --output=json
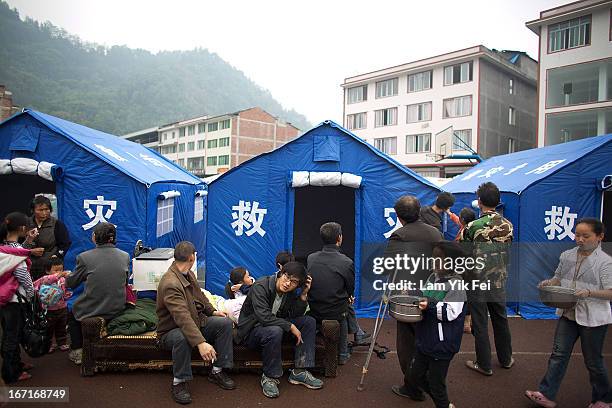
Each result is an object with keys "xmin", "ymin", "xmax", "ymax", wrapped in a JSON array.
[{"xmin": 237, "ymin": 261, "xmax": 323, "ymax": 398}]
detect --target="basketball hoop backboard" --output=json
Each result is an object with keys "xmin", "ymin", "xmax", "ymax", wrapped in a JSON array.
[{"xmin": 434, "ymin": 126, "xmax": 453, "ymax": 161}]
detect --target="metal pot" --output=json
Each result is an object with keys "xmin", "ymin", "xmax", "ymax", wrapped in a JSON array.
[
  {"xmin": 388, "ymin": 295, "xmax": 423, "ymax": 323},
  {"xmin": 539, "ymin": 285, "xmax": 578, "ymax": 309}
]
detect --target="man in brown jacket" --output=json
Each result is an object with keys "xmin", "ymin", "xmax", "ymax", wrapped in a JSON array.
[{"xmin": 157, "ymin": 241, "xmax": 235, "ymax": 405}]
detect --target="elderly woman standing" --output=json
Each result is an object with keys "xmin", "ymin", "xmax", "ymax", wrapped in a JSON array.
[
  {"xmin": 525, "ymin": 218, "xmax": 612, "ymax": 408},
  {"xmin": 25, "ymin": 196, "xmax": 71, "ymax": 281}
]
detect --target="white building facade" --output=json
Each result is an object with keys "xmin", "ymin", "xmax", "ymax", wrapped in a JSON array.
[
  {"xmin": 123, "ymin": 107, "xmax": 300, "ymax": 178},
  {"xmin": 342, "ymin": 46, "xmax": 537, "ymax": 177},
  {"xmin": 527, "ymin": 0, "xmax": 612, "ymax": 146}
]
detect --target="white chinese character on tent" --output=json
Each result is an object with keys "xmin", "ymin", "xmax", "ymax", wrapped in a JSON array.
[
  {"xmin": 82, "ymin": 196, "xmax": 117, "ymax": 230},
  {"xmin": 544, "ymin": 206, "xmax": 577, "ymax": 240},
  {"xmin": 461, "ymin": 169, "xmax": 483, "ymax": 181},
  {"xmin": 478, "ymin": 166, "xmax": 504, "ymax": 178},
  {"xmin": 504, "ymin": 163, "xmax": 528, "ymax": 176},
  {"xmin": 94, "ymin": 144, "xmax": 127, "ymax": 162},
  {"xmin": 139, "ymin": 153, "xmax": 174, "ymax": 171},
  {"xmin": 231, "ymin": 200, "xmax": 268, "ymax": 237},
  {"xmin": 383, "ymin": 208, "xmax": 402, "ymax": 239},
  {"xmin": 525, "ymin": 160, "xmax": 566, "ymax": 175}
]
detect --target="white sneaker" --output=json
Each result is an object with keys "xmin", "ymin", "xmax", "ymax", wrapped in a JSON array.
[{"xmin": 68, "ymin": 348, "xmax": 82, "ymax": 365}]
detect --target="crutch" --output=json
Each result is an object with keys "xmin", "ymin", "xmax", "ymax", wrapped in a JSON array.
[{"xmin": 357, "ymin": 266, "xmax": 400, "ymax": 391}]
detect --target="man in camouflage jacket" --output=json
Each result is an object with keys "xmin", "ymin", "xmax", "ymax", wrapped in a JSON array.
[{"xmin": 460, "ymin": 182, "xmax": 514, "ymax": 376}]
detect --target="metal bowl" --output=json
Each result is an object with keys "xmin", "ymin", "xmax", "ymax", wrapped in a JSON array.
[
  {"xmin": 539, "ymin": 285, "xmax": 578, "ymax": 309},
  {"xmin": 388, "ymin": 295, "xmax": 423, "ymax": 323}
]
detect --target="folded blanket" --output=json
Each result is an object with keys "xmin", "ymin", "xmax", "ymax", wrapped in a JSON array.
[{"xmin": 107, "ymin": 298, "xmax": 157, "ymax": 336}]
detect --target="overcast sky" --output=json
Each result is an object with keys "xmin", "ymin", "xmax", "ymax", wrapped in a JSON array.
[{"xmin": 7, "ymin": 0, "xmax": 567, "ymax": 125}]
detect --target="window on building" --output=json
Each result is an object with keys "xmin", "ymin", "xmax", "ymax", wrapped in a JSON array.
[
  {"xmin": 453, "ymin": 129, "xmax": 472, "ymax": 151},
  {"xmin": 406, "ymin": 102, "xmax": 432, "ymax": 123},
  {"xmin": 406, "ymin": 133, "xmax": 431, "ymax": 153},
  {"xmin": 509, "ymin": 78, "xmax": 514, "ymax": 95},
  {"xmin": 163, "ymin": 133, "xmax": 168, "ymax": 141},
  {"xmin": 548, "ymin": 15, "xmax": 591, "ymax": 52},
  {"xmin": 508, "ymin": 138, "xmax": 516, "ymax": 153},
  {"xmin": 178, "ymin": 158, "xmax": 185, "ymax": 167},
  {"xmin": 208, "ymin": 122, "xmax": 218, "ymax": 132},
  {"xmin": 220, "ymin": 119, "xmax": 230, "ymax": 129},
  {"xmin": 546, "ymin": 58, "xmax": 612, "ymax": 107},
  {"xmin": 374, "ymin": 107, "xmax": 398, "ymax": 127},
  {"xmin": 346, "ymin": 112, "xmax": 367, "ymax": 130},
  {"xmin": 375, "ymin": 78, "xmax": 399, "ymax": 98},
  {"xmin": 443, "ymin": 61, "xmax": 473, "ymax": 85},
  {"xmin": 545, "ymin": 107, "xmax": 612, "ymax": 145},
  {"xmin": 347, "ymin": 85, "xmax": 367, "ymax": 104},
  {"xmin": 178, "ymin": 143, "xmax": 185, "ymax": 153},
  {"xmin": 156, "ymin": 198, "xmax": 174, "ymax": 237},
  {"xmin": 443, "ymin": 95, "xmax": 472, "ymax": 118},
  {"xmin": 408, "ymin": 71, "xmax": 432, "ymax": 92},
  {"xmin": 179, "ymin": 127, "xmax": 185, "ymax": 137},
  {"xmin": 509, "ymin": 106, "xmax": 516, "ymax": 126},
  {"xmin": 207, "ymin": 139, "xmax": 218, "ymax": 148},
  {"xmin": 198, "ymin": 123, "xmax": 206, "ymax": 133},
  {"xmin": 218, "ymin": 155, "xmax": 229, "ymax": 166},
  {"xmin": 197, "ymin": 140, "xmax": 205, "ymax": 150},
  {"xmin": 374, "ymin": 137, "xmax": 397, "ymax": 155},
  {"xmin": 194, "ymin": 196, "xmax": 204, "ymax": 223},
  {"xmin": 207, "ymin": 156, "xmax": 218, "ymax": 166},
  {"xmin": 219, "ymin": 137, "xmax": 230, "ymax": 147},
  {"xmin": 161, "ymin": 145, "xmax": 177, "ymax": 154},
  {"xmin": 188, "ymin": 125, "xmax": 195, "ymax": 136},
  {"xmin": 172, "ymin": 131, "xmax": 176, "ymax": 138},
  {"xmin": 187, "ymin": 157, "xmax": 205, "ymax": 171},
  {"xmin": 188, "ymin": 142, "xmax": 195, "ymax": 151}
]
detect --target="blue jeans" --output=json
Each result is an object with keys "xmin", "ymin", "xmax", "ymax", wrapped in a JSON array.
[
  {"xmin": 244, "ymin": 315, "xmax": 316, "ymax": 378},
  {"xmin": 539, "ymin": 317, "xmax": 611, "ymax": 403}
]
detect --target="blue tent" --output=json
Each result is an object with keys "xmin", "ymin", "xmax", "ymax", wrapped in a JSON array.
[
  {"xmin": 444, "ymin": 134, "xmax": 612, "ymax": 318},
  {"xmin": 206, "ymin": 120, "xmax": 441, "ymax": 316},
  {"xmin": 0, "ymin": 110, "xmax": 207, "ymax": 276}
]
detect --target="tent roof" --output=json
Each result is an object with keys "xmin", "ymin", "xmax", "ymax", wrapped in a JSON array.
[
  {"xmin": 444, "ymin": 134, "xmax": 612, "ymax": 194},
  {"xmin": 210, "ymin": 119, "xmax": 438, "ymax": 189},
  {"xmin": 1, "ymin": 110, "xmax": 203, "ymax": 186}
]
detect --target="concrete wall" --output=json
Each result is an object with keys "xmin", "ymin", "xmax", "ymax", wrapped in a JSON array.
[{"xmin": 479, "ymin": 59, "xmax": 537, "ymax": 158}]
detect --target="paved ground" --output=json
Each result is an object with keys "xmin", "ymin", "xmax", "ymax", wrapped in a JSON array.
[{"xmin": 8, "ymin": 317, "xmax": 612, "ymax": 408}]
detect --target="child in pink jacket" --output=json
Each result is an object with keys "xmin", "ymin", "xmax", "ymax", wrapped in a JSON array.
[{"xmin": 33, "ymin": 256, "xmax": 71, "ymax": 352}]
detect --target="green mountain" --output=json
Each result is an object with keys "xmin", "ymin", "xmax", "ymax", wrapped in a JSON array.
[{"xmin": 0, "ymin": 1, "xmax": 311, "ymax": 134}]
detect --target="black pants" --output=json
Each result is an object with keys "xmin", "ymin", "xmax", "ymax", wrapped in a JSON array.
[
  {"xmin": 0, "ymin": 303, "xmax": 25, "ymax": 383},
  {"xmin": 410, "ymin": 351, "xmax": 452, "ymax": 408},
  {"xmin": 159, "ymin": 317, "xmax": 234, "ymax": 382},
  {"xmin": 67, "ymin": 311, "xmax": 82, "ymax": 350},
  {"xmin": 245, "ymin": 315, "xmax": 316, "ymax": 378},
  {"xmin": 47, "ymin": 308, "xmax": 68, "ymax": 346},
  {"xmin": 468, "ymin": 288, "xmax": 513, "ymax": 371},
  {"xmin": 396, "ymin": 320, "xmax": 421, "ymax": 393}
]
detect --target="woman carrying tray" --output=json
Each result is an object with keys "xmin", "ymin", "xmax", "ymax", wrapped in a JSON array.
[{"xmin": 525, "ymin": 218, "xmax": 612, "ymax": 408}]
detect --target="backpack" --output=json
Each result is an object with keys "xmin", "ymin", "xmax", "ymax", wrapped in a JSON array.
[
  {"xmin": 17, "ymin": 292, "xmax": 51, "ymax": 358},
  {"xmin": 38, "ymin": 283, "xmax": 64, "ymax": 308}
]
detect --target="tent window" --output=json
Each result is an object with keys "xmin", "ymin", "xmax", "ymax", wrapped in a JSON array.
[
  {"xmin": 194, "ymin": 196, "xmax": 204, "ymax": 223},
  {"xmin": 157, "ymin": 198, "xmax": 175, "ymax": 237}
]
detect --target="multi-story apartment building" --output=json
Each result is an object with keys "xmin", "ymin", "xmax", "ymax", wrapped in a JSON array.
[
  {"xmin": 527, "ymin": 0, "xmax": 612, "ymax": 146},
  {"xmin": 123, "ymin": 107, "xmax": 300, "ymax": 178},
  {"xmin": 342, "ymin": 46, "xmax": 538, "ymax": 177},
  {"xmin": 0, "ymin": 85, "xmax": 19, "ymax": 121}
]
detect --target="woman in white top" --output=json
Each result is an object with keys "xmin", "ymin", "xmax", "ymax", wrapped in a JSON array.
[{"xmin": 526, "ymin": 218, "xmax": 612, "ymax": 408}]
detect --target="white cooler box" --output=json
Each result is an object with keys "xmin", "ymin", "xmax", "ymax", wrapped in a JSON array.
[{"xmin": 132, "ymin": 248, "xmax": 197, "ymax": 291}]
